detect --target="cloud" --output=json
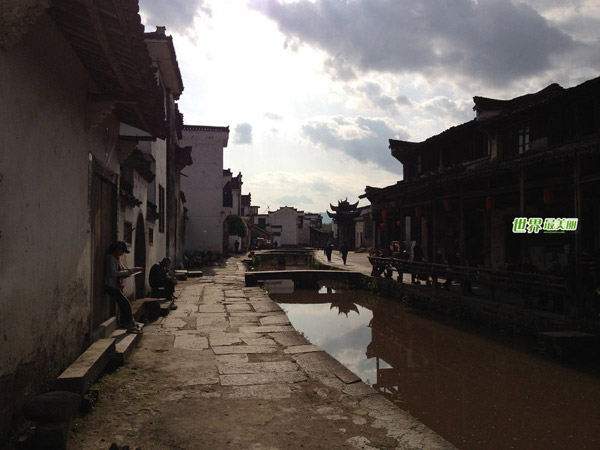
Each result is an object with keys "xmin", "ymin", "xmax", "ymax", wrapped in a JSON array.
[
  {"xmin": 139, "ymin": 0, "xmax": 211, "ymax": 33},
  {"xmin": 302, "ymin": 116, "xmax": 409, "ymax": 168},
  {"xmin": 234, "ymin": 123, "xmax": 253, "ymax": 144},
  {"xmin": 264, "ymin": 112, "xmax": 283, "ymax": 120},
  {"xmin": 248, "ymin": 0, "xmax": 595, "ymax": 87}
]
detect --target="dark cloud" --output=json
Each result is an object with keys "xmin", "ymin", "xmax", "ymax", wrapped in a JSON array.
[
  {"xmin": 234, "ymin": 123, "xmax": 253, "ymax": 144},
  {"xmin": 140, "ymin": 0, "xmax": 211, "ymax": 32},
  {"xmin": 357, "ymin": 81, "xmax": 408, "ymax": 113},
  {"xmin": 248, "ymin": 0, "xmax": 588, "ymax": 86},
  {"xmin": 302, "ymin": 116, "xmax": 408, "ymax": 168}
]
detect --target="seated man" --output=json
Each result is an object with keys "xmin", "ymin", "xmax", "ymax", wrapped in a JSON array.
[{"xmin": 149, "ymin": 257, "xmax": 176, "ymax": 299}]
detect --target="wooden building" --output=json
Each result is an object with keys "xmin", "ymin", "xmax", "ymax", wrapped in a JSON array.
[{"xmin": 362, "ymin": 76, "xmax": 600, "ymax": 314}]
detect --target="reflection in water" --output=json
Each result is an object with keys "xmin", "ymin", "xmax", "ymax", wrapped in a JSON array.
[{"xmin": 272, "ymin": 287, "xmax": 600, "ymax": 450}]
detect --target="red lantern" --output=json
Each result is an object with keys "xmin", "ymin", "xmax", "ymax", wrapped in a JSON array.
[
  {"xmin": 415, "ymin": 206, "xmax": 422, "ymax": 218},
  {"xmin": 443, "ymin": 199, "xmax": 453, "ymax": 213},
  {"xmin": 543, "ymin": 187, "xmax": 554, "ymax": 205},
  {"xmin": 381, "ymin": 209, "xmax": 388, "ymax": 219},
  {"xmin": 380, "ymin": 222, "xmax": 387, "ymax": 229},
  {"xmin": 485, "ymin": 196, "xmax": 495, "ymax": 212},
  {"xmin": 396, "ymin": 220, "xmax": 402, "ymax": 227}
]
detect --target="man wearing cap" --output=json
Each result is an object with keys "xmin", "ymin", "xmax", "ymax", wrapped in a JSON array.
[
  {"xmin": 104, "ymin": 241, "xmax": 144, "ymax": 333},
  {"xmin": 149, "ymin": 257, "xmax": 177, "ymax": 300}
]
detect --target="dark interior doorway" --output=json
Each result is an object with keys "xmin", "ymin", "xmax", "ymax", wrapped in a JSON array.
[{"xmin": 134, "ymin": 213, "xmax": 146, "ymax": 299}]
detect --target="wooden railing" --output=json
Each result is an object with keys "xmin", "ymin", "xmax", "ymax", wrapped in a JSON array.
[{"xmin": 368, "ymin": 256, "xmax": 569, "ymax": 308}]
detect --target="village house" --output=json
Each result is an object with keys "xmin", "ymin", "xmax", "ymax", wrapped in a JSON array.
[
  {"xmin": 0, "ymin": 2, "xmax": 187, "ymax": 442},
  {"xmin": 362, "ymin": 76, "xmax": 600, "ymax": 316},
  {"xmin": 260, "ymin": 207, "xmax": 324, "ymax": 247},
  {"xmin": 179, "ymin": 125, "xmax": 230, "ymax": 257}
]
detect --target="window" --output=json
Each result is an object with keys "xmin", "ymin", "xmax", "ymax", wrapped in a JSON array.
[
  {"xmin": 148, "ymin": 227, "xmax": 154, "ymax": 245},
  {"xmin": 158, "ymin": 185, "xmax": 165, "ymax": 233},
  {"xmin": 518, "ymin": 127, "xmax": 530, "ymax": 154},
  {"xmin": 124, "ymin": 221, "xmax": 133, "ymax": 244}
]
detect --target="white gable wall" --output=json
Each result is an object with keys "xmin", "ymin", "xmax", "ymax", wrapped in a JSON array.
[{"xmin": 180, "ymin": 128, "xmax": 229, "ymax": 254}]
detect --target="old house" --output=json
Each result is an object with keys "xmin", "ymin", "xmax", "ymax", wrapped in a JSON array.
[
  {"xmin": 362, "ymin": 76, "xmax": 600, "ymax": 314},
  {"xmin": 0, "ymin": 2, "xmax": 186, "ymax": 442},
  {"xmin": 180, "ymin": 125, "xmax": 230, "ymax": 256}
]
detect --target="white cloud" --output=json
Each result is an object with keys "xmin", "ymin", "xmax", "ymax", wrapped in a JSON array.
[{"xmin": 234, "ymin": 123, "xmax": 253, "ymax": 144}]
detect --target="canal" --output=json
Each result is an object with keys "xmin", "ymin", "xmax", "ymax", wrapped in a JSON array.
[{"xmin": 266, "ymin": 280, "xmax": 600, "ymax": 450}]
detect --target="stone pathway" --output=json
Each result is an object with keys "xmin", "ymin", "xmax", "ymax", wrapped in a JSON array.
[{"xmin": 67, "ymin": 257, "xmax": 455, "ymax": 450}]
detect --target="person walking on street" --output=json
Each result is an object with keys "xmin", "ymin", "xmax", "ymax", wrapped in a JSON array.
[
  {"xmin": 325, "ymin": 243, "xmax": 333, "ymax": 262},
  {"xmin": 340, "ymin": 242, "xmax": 349, "ymax": 265},
  {"xmin": 105, "ymin": 241, "xmax": 144, "ymax": 333}
]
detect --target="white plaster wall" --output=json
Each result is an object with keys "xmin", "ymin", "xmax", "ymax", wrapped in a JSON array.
[
  {"xmin": 145, "ymin": 139, "xmax": 167, "ymax": 268},
  {"xmin": 180, "ymin": 129, "xmax": 228, "ymax": 254},
  {"xmin": 0, "ymin": 14, "xmax": 110, "ymax": 430},
  {"xmin": 269, "ymin": 208, "xmax": 299, "ymax": 246},
  {"xmin": 298, "ymin": 218, "xmax": 311, "ymax": 245}
]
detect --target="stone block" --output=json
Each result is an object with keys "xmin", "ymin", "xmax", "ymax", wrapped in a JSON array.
[{"xmin": 55, "ymin": 339, "xmax": 115, "ymax": 396}]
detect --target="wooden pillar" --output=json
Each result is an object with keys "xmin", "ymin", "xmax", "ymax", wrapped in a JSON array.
[
  {"xmin": 459, "ymin": 195, "xmax": 466, "ymax": 266},
  {"xmin": 432, "ymin": 199, "xmax": 438, "ymax": 262},
  {"xmin": 519, "ymin": 169, "xmax": 526, "ymax": 261},
  {"xmin": 574, "ymin": 159, "xmax": 582, "ymax": 307}
]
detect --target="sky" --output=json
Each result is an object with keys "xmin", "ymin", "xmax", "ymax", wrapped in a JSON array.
[{"xmin": 139, "ymin": 0, "xmax": 600, "ymax": 215}]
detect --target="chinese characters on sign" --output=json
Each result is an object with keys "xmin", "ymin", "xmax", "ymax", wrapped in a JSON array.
[{"xmin": 512, "ymin": 217, "xmax": 579, "ymax": 233}]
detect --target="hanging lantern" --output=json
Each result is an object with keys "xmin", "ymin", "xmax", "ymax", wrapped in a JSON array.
[
  {"xmin": 396, "ymin": 220, "xmax": 403, "ymax": 227},
  {"xmin": 380, "ymin": 222, "xmax": 387, "ymax": 229},
  {"xmin": 543, "ymin": 187, "xmax": 554, "ymax": 205},
  {"xmin": 443, "ymin": 199, "xmax": 453, "ymax": 213},
  {"xmin": 415, "ymin": 206, "xmax": 423, "ymax": 218},
  {"xmin": 381, "ymin": 209, "xmax": 388, "ymax": 219},
  {"xmin": 485, "ymin": 196, "xmax": 495, "ymax": 212}
]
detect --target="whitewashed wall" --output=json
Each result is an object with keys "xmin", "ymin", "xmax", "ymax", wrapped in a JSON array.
[
  {"xmin": 0, "ymin": 14, "xmax": 119, "ymax": 437},
  {"xmin": 180, "ymin": 128, "xmax": 229, "ymax": 254}
]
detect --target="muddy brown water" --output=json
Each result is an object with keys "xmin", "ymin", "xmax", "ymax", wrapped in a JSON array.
[{"xmin": 267, "ymin": 281, "xmax": 600, "ymax": 450}]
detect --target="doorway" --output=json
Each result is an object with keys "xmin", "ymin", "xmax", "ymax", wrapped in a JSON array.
[
  {"xmin": 91, "ymin": 172, "xmax": 117, "ymax": 329},
  {"xmin": 134, "ymin": 213, "xmax": 146, "ymax": 298}
]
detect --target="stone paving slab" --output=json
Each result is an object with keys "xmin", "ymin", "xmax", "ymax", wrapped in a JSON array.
[
  {"xmin": 269, "ymin": 331, "xmax": 311, "ymax": 347},
  {"xmin": 251, "ymin": 302, "xmax": 283, "ymax": 313},
  {"xmin": 219, "ymin": 371, "xmax": 307, "ymax": 386},
  {"xmin": 293, "ymin": 352, "xmax": 361, "ymax": 384},
  {"xmin": 163, "ymin": 317, "xmax": 188, "ymax": 329},
  {"xmin": 226, "ymin": 303, "xmax": 253, "ymax": 312},
  {"xmin": 259, "ymin": 315, "xmax": 291, "ymax": 326},
  {"xmin": 212, "ymin": 345, "xmax": 277, "ymax": 355},
  {"xmin": 224, "ymin": 290, "xmax": 247, "ymax": 298},
  {"xmin": 199, "ymin": 304, "xmax": 225, "ymax": 313},
  {"xmin": 209, "ymin": 336, "xmax": 242, "ymax": 346},
  {"xmin": 238, "ymin": 325, "xmax": 294, "ymax": 333},
  {"xmin": 225, "ymin": 384, "xmax": 293, "ymax": 399},
  {"xmin": 240, "ymin": 337, "xmax": 277, "ymax": 347},
  {"xmin": 217, "ymin": 361, "xmax": 298, "ymax": 375},
  {"xmin": 283, "ymin": 344, "xmax": 322, "ymax": 354},
  {"xmin": 174, "ymin": 335, "xmax": 209, "ymax": 351}
]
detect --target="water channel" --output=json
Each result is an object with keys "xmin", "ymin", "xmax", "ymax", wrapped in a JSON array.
[{"xmin": 265, "ymin": 280, "xmax": 600, "ymax": 450}]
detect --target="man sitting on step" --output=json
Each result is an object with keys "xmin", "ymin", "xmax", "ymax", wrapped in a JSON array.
[{"xmin": 149, "ymin": 257, "xmax": 177, "ymax": 300}]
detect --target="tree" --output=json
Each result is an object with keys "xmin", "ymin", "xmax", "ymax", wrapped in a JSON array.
[{"xmin": 226, "ymin": 214, "xmax": 247, "ymax": 237}]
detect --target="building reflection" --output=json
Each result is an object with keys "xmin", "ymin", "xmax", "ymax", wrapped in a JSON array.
[{"xmin": 366, "ymin": 300, "xmax": 600, "ymax": 450}]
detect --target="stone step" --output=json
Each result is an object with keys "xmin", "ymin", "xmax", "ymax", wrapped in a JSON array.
[
  {"xmin": 187, "ymin": 270, "xmax": 203, "ymax": 277},
  {"xmin": 110, "ymin": 329, "xmax": 142, "ymax": 364},
  {"xmin": 90, "ymin": 316, "xmax": 117, "ymax": 343},
  {"xmin": 55, "ymin": 339, "xmax": 115, "ymax": 396}
]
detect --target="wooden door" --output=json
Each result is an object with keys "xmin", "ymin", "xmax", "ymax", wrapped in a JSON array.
[{"xmin": 91, "ymin": 173, "xmax": 117, "ymax": 329}]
